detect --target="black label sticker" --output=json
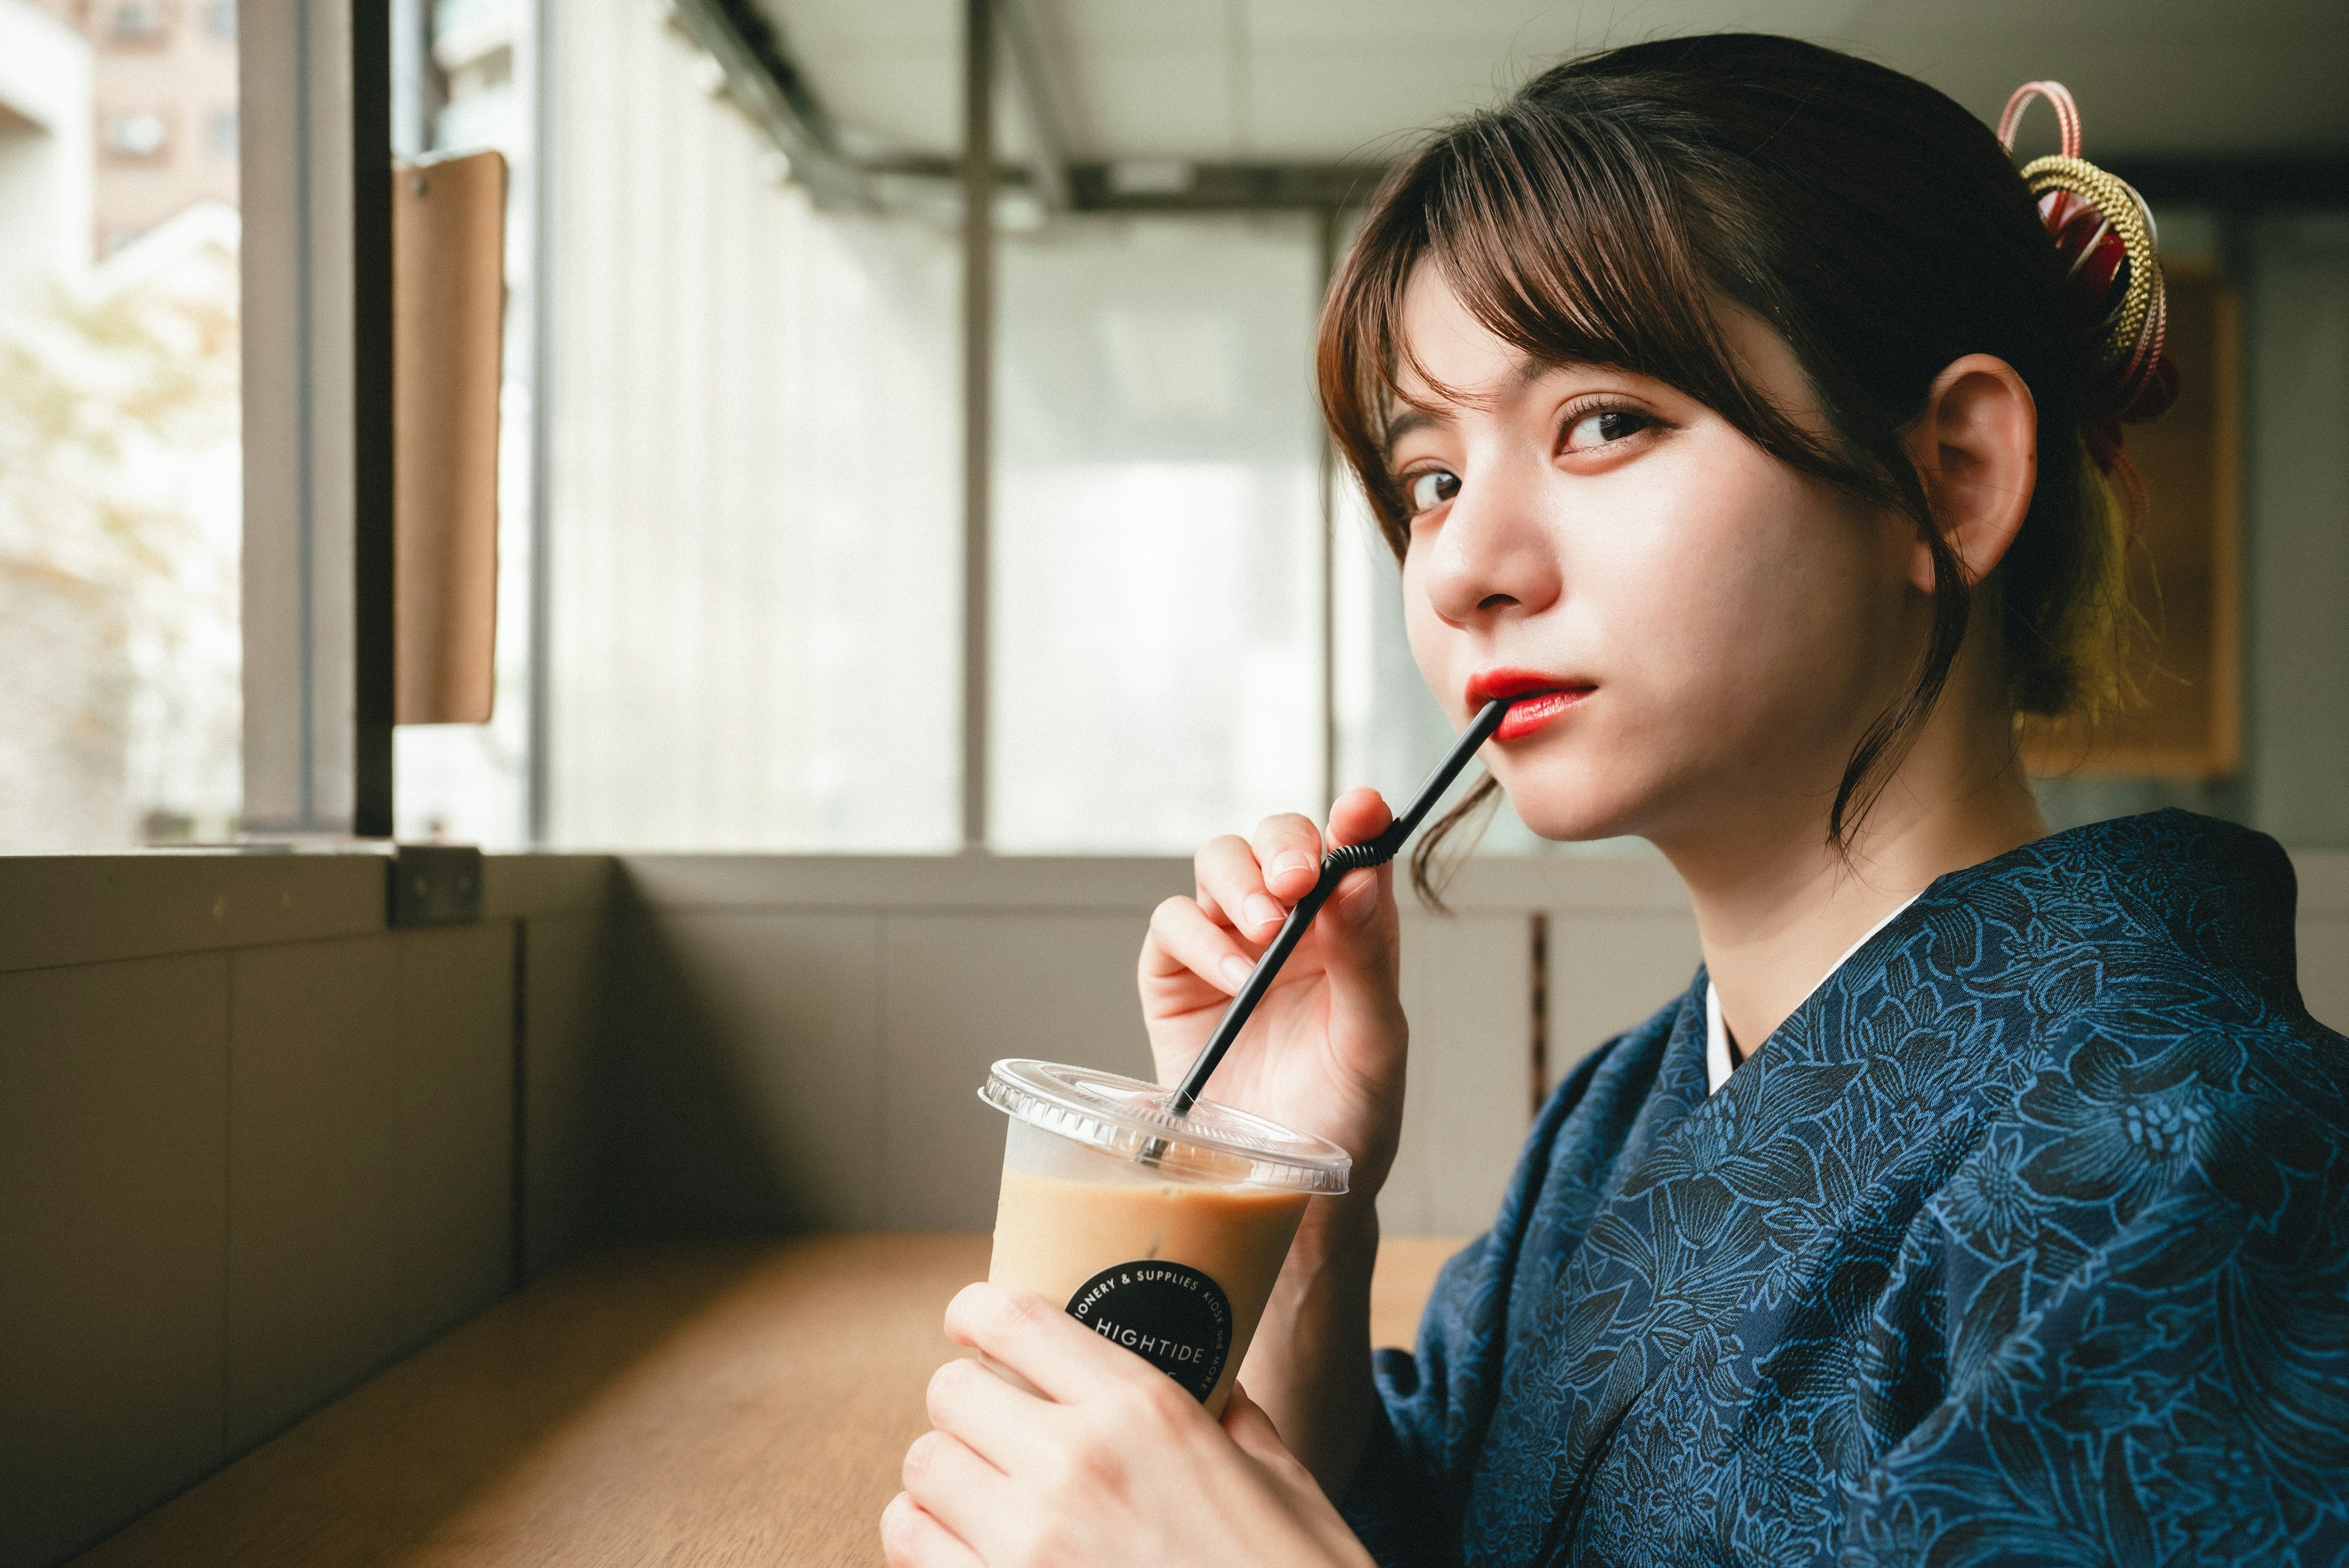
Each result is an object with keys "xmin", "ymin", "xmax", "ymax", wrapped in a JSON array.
[{"xmin": 1064, "ymin": 1260, "xmax": 1233, "ymax": 1402}]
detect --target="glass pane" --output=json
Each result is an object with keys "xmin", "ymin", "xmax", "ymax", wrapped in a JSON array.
[
  {"xmin": 992, "ymin": 216, "xmax": 1323, "ymax": 852},
  {"xmin": 388, "ymin": 0, "xmax": 536, "ymax": 846},
  {"xmin": 539, "ymin": 2, "xmax": 959, "ymax": 851},
  {"xmin": 0, "ymin": 1, "xmax": 240, "ymax": 849}
]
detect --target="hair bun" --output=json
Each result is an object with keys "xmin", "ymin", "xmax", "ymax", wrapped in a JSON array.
[{"xmin": 2000, "ymin": 81, "xmax": 2179, "ymax": 430}]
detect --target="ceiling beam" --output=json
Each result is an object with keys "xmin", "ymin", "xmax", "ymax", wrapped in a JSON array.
[
  {"xmin": 993, "ymin": 0, "xmax": 1074, "ymax": 213},
  {"xmin": 842, "ymin": 156, "xmax": 1395, "ymax": 216},
  {"xmin": 659, "ymin": 2, "xmax": 1391, "ymax": 218},
  {"xmin": 632, "ymin": 7, "xmax": 2349, "ymax": 228},
  {"xmin": 663, "ymin": 0, "xmax": 871, "ymax": 209},
  {"xmin": 1069, "ymin": 161, "xmax": 1390, "ymax": 213}
]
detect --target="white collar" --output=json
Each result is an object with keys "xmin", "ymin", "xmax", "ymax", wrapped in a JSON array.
[{"xmin": 1704, "ymin": 895, "xmax": 1920, "ymax": 1095}]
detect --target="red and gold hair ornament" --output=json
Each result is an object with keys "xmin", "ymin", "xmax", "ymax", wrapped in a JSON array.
[{"xmin": 2000, "ymin": 80, "xmax": 2180, "ymax": 489}]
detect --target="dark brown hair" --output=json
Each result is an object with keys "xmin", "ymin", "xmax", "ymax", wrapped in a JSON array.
[{"xmin": 1316, "ymin": 34, "xmax": 2142, "ymax": 902}]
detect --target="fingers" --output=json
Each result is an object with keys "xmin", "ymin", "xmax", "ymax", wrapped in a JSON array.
[
  {"xmin": 1221, "ymin": 1385, "xmax": 1330, "ymax": 1506},
  {"xmin": 943, "ymin": 1283, "xmax": 1181, "ymax": 1408},
  {"xmin": 1330, "ymin": 864, "xmax": 1389, "ymax": 934},
  {"xmin": 1220, "ymin": 1380, "xmax": 1284, "ymax": 1453},
  {"xmin": 881, "ymin": 1487, "xmax": 987, "ymax": 1568},
  {"xmin": 1319, "ymin": 788, "xmax": 1400, "ymax": 956},
  {"xmin": 1250, "ymin": 812, "xmax": 1328, "ymax": 901},
  {"xmin": 1176, "ymin": 791, "xmax": 1397, "ymax": 988},
  {"xmin": 1195, "ymin": 833, "xmax": 1286, "ymax": 941},
  {"xmin": 927, "ymin": 1353, "xmax": 1057, "ymax": 1474},
  {"xmin": 1143, "ymin": 895, "xmax": 1262, "ymax": 997},
  {"xmin": 1326, "ymin": 786, "xmax": 1393, "ymax": 849},
  {"xmin": 1195, "ymin": 797, "xmax": 1391, "ymax": 936},
  {"xmin": 900, "ymin": 1428, "xmax": 1016, "ymax": 1556}
]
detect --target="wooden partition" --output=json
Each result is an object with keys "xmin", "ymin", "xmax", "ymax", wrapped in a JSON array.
[
  {"xmin": 597, "ymin": 851, "xmax": 1704, "ymax": 1241},
  {"xmin": 0, "ymin": 852, "xmax": 609, "ymax": 1568}
]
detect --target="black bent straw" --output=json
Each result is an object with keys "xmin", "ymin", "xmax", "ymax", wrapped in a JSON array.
[{"xmin": 1165, "ymin": 697, "xmax": 1510, "ymax": 1118}]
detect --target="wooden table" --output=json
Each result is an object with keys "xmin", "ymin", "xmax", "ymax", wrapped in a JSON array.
[{"xmin": 76, "ymin": 1234, "xmax": 1465, "ymax": 1567}]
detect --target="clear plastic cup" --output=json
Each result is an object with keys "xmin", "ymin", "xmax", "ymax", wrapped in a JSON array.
[{"xmin": 978, "ymin": 1059, "xmax": 1353, "ymax": 1416}]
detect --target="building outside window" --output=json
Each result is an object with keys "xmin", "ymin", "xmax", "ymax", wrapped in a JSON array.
[
  {"xmin": 106, "ymin": 0, "xmax": 165, "ymax": 45},
  {"xmin": 100, "ymin": 107, "xmax": 168, "ymax": 158},
  {"xmin": 0, "ymin": 0, "xmax": 239, "ymax": 850}
]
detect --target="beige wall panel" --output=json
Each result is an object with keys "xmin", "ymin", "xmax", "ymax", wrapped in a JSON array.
[
  {"xmin": 1392, "ymin": 914, "xmax": 1532, "ymax": 1237},
  {"xmin": 2294, "ymin": 849, "xmax": 2349, "ymax": 910},
  {"xmin": 0, "ymin": 852, "xmax": 617, "ymax": 980},
  {"xmin": 0, "ymin": 955, "xmax": 229, "ymax": 1568},
  {"xmin": 881, "ymin": 912, "xmax": 1155, "ymax": 1230},
  {"xmin": 1546, "ymin": 909, "xmax": 1701, "ymax": 1092},
  {"xmin": 1377, "ymin": 1100, "xmax": 1430, "ymax": 1238},
  {"xmin": 2296, "ymin": 850, "xmax": 2348, "ymax": 1035},
  {"xmin": 521, "ymin": 909, "xmax": 605, "ymax": 1281},
  {"xmin": 482, "ymin": 853, "xmax": 614, "ymax": 922},
  {"xmin": 226, "ymin": 937, "xmax": 406, "ymax": 1453},
  {"xmin": 1430, "ymin": 850, "xmax": 1690, "ymax": 915},
  {"xmin": 2299, "ymin": 916, "xmax": 2348, "ymax": 1034},
  {"xmin": 609, "ymin": 910, "xmax": 885, "ymax": 1233},
  {"xmin": 0, "ymin": 854, "xmax": 382, "ymax": 977},
  {"xmin": 617, "ymin": 854, "xmax": 1190, "ymax": 913},
  {"xmin": 394, "ymin": 925, "xmax": 516, "ymax": 1343},
  {"xmin": 1381, "ymin": 916, "xmax": 1438, "ymax": 1238}
]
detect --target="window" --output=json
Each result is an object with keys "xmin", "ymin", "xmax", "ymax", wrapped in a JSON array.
[
  {"xmin": 102, "ymin": 109, "xmax": 169, "ymax": 159},
  {"xmin": 206, "ymin": 105, "xmax": 234, "ymax": 158},
  {"xmin": 108, "ymin": 1, "xmax": 166, "ymax": 45},
  {"xmin": 204, "ymin": 0, "xmax": 233, "ymax": 45},
  {"xmin": 0, "ymin": 6, "xmax": 238, "ymax": 849},
  {"xmin": 199, "ymin": 0, "xmax": 1567, "ymax": 855},
  {"xmin": 535, "ymin": 2, "xmax": 959, "ymax": 851},
  {"xmin": 388, "ymin": 0, "xmax": 535, "ymax": 845},
  {"xmin": 527, "ymin": 6, "xmax": 1457, "ymax": 855},
  {"xmin": 990, "ymin": 218, "xmax": 1324, "ymax": 851}
]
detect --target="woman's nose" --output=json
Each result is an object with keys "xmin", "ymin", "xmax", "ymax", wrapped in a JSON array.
[{"xmin": 1419, "ymin": 461, "xmax": 1562, "ymax": 627}]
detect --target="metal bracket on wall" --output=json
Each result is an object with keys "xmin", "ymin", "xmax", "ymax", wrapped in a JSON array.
[{"xmin": 388, "ymin": 842, "xmax": 484, "ymax": 926}]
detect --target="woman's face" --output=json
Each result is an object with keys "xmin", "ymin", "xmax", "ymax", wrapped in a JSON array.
[{"xmin": 1390, "ymin": 266, "xmax": 1928, "ymax": 848}]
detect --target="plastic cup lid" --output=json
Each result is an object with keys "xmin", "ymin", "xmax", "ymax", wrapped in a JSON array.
[{"xmin": 980, "ymin": 1059, "xmax": 1352, "ymax": 1196}]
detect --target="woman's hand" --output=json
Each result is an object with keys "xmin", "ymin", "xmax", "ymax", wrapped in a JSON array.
[
  {"xmin": 881, "ymin": 1284, "xmax": 1373, "ymax": 1568},
  {"xmin": 1138, "ymin": 787, "xmax": 1409, "ymax": 1191}
]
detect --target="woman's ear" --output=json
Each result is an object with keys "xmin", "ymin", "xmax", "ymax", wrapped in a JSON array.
[{"xmin": 1901, "ymin": 353, "xmax": 2037, "ymax": 594}]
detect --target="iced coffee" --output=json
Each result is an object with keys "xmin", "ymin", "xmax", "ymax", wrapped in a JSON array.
[{"xmin": 979, "ymin": 1059, "xmax": 1351, "ymax": 1416}]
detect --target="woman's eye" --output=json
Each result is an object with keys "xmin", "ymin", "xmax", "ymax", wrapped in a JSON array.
[
  {"xmin": 1562, "ymin": 409, "xmax": 1651, "ymax": 452},
  {"xmin": 1406, "ymin": 470, "xmax": 1461, "ymax": 514}
]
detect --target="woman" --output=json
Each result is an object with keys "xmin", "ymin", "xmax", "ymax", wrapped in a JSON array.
[{"xmin": 886, "ymin": 34, "xmax": 2349, "ymax": 1567}]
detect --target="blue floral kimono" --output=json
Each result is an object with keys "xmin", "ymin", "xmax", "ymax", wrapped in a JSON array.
[{"xmin": 1345, "ymin": 811, "xmax": 2349, "ymax": 1566}]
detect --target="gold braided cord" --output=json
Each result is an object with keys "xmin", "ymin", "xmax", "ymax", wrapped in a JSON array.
[{"xmin": 2017, "ymin": 153, "xmax": 2161, "ymax": 380}]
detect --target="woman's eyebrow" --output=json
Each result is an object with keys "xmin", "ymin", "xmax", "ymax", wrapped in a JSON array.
[
  {"xmin": 1382, "ymin": 409, "xmax": 1438, "ymax": 456},
  {"xmin": 1383, "ymin": 358, "xmax": 1574, "ymax": 455}
]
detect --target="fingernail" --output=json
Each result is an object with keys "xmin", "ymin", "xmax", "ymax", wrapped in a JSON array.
[
  {"xmin": 1342, "ymin": 875, "xmax": 1379, "ymax": 925},
  {"xmin": 1243, "ymin": 893, "xmax": 1285, "ymax": 931},
  {"xmin": 1220, "ymin": 955, "xmax": 1255, "ymax": 991},
  {"xmin": 1268, "ymin": 851, "xmax": 1314, "ymax": 882}
]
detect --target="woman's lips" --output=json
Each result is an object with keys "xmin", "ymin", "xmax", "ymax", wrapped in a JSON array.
[
  {"xmin": 1493, "ymin": 687, "xmax": 1591, "ymax": 741},
  {"xmin": 1466, "ymin": 670, "xmax": 1596, "ymax": 742}
]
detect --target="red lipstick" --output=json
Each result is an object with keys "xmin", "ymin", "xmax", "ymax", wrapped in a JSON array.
[{"xmin": 1466, "ymin": 668, "xmax": 1596, "ymax": 742}]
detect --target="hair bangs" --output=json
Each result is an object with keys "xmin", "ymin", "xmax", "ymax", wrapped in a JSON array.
[{"xmin": 1321, "ymin": 97, "xmax": 1867, "ymax": 561}]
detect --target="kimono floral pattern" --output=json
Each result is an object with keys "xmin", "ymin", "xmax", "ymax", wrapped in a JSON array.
[{"xmin": 1342, "ymin": 811, "xmax": 2349, "ymax": 1566}]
